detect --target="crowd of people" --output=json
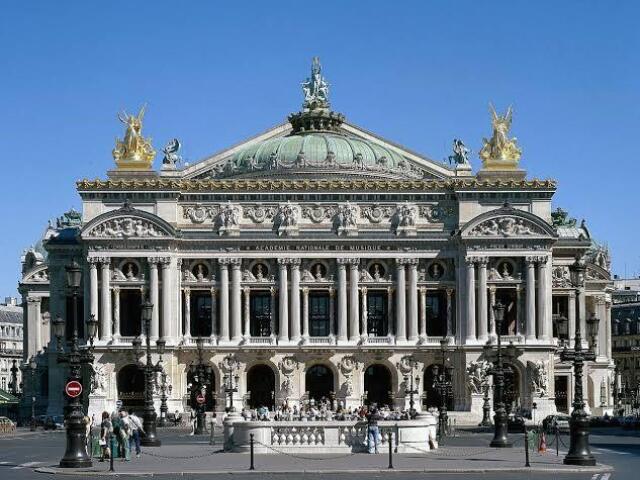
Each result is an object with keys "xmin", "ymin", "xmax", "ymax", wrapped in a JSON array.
[{"xmin": 98, "ymin": 410, "xmax": 145, "ymax": 461}]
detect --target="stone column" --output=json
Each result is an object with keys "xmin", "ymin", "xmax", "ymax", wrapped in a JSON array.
[
  {"xmin": 477, "ymin": 257, "xmax": 488, "ymax": 343},
  {"xmin": 26, "ymin": 297, "xmax": 41, "ymax": 356},
  {"xmin": 489, "ymin": 287, "xmax": 497, "ymax": 338},
  {"xmin": 464, "ymin": 257, "xmax": 476, "ymax": 343},
  {"xmin": 336, "ymin": 259, "xmax": 348, "ymax": 342},
  {"xmin": 568, "ymin": 290, "xmax": 576, "ymax": 348},
  {"xmin": 515, "ymin": 286, "xmax": 522, "ymax": 336},
  {"xmin": 112, "ymin": 287, "xmax": 121, "ymax": 342},
  {"xmin": 290, "ymin": 259, "xmax": 301, "ymax": 343},
  {"xmin": 419, "ymin": 287, "xmax": 427, "ymax": 338},
  {"xmin": 537, "ymin": 257, "xmax": 549, "ymax": 341},
  {"xmin": 230, "ymin": 259, "xmax": 242, "ymax": 342},
  {"xmin": 161, "ymin": 259, "xmax": 172, "ymax": 341},
  {"xmin": 302, "ymin": 287, "xmax": 310, "ymax": 341},
  {"xmin": 525, "ymin": 257, "xmax": 536, "ymax": 342},
  {"xmin": 218, "ymin": 260, "xmax": 230, "ymax": 342},
  {"xmin": 395, "ymin": 259, "xmax": 407, "ymax": 342},
  {"xmin": 387, "ymin": 287, "xmax": 394, "ymax": 336},
  {"xmin": 278, "ymin": 259, "xmax": 289, "ymax": 343},
  {"xmin": 269, "ymin": 287, "xmax": 277, "ymax": 338},
  {"xmin": 148, "ymin": 258, "xmax": 160, "ymax": 340},
  {"xmin": 100, "ymin": 258, "xmax": 112, "ymax": 341},
  {"xmin": 446, "ymin": 288, "xmax": 454, "ymax": 337},
  {"xmin": 605, "ymin": 300, "xmax": 612, "ymax": 360},
  {"xmin": 243, "ymin": 287, "xmax": 251, "ymax": 339},
  {"xmin": 348, "ymin": 259, "xmax": 360, "ymax": 342},
  {"xmin": 183, "ymin": 288, "xmax": 191, "ymax": 339},
  {"xmin": 596, "ymin": 296, "xmax": 607, "ymax": 357},
  {"xmin": 210, "ymin": 288, "xmax": 217, "ymax": 342},
  {"xmin": 360, "ymin": 287, "xmax": 368, "ymax": 338},
  {"xmin": 407, "ymin": 259, "xmax": 419, "ymax": 342},
  {"xmin": 328, "ymin": 287, "xmax": 336, "ymax": 338},
  {"xmin": 88, "ymin": 258, "xmax": 99, "ymax": 335}
]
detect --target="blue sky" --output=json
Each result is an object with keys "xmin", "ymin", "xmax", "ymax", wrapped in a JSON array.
[{"xmin": 1, "ymin": 1, "xmax": 639, "ymax": 297}]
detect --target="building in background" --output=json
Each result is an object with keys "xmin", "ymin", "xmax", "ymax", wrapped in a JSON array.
[
  {"xmin": 18, "ymin": 59, "xmax": 615, "ymax": 423},
  {"xmin": 0, "ymin": 297, "xmax": 23, "ymax": 394},
  {"xmin": 611, "ymin": 279, "xmax": 640, "ymax": 399}
]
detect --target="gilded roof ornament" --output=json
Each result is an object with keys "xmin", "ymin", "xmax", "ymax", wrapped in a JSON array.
[
  {"xmin": 478, "ymin": 104, "xmax": 522, "ymax": 170},
  {"xmin": 112, "ymin": 105, "xmax": 156, "ymax": 171}
]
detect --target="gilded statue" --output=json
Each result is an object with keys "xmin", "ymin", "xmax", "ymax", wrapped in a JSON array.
[
  {"xmin": 112, "ymin": 105, "xmax": 156, "ymax": 170},
  {"xmin": 478, "ymin": 104, "xmax": 522, "ymax": 169},
  {"xmin": 301, "ymin": 57, "xmax": 330, "ymax": 111}
]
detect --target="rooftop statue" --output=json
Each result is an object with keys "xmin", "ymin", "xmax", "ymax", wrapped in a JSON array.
[
  {"xmin": 301, "ymin": 57, "xmax": 330, "ymax": 111},
  {"xmin": 551, "ymin": 207, "xmax": 577, "ymax": 227},
  {"xmin": 112, "ymin": 105, "xmax": 156, "ymax": 170},
  {"xmin": 161, "ymin": 138, "xmax": 182, "ymax": 171},
  {"xmin": 478, "ymin": 104, "xmax": 522, "ymax": 169},
  {"xmin": 448, "ymin": 138, "xmax": 470, "ymax": 165}
]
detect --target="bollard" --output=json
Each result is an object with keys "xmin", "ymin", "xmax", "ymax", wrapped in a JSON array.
[
  {"xmin": 209, "ymin": 421, "xmax": 215, "ymax": 445},
  {"xmin": 524, "ymin": 427, "xmax": 530, "ymax": 467},
  {"xmin": 387, "ymin": 432, "xmax": 393, "ymax": 469},
  {"xmin": 249, "ymin": 433, "xmax": 255, "ymax": 470},
  {"xmin": 555, "ymin": 425, "xmax": 559, "ymax": 456},
  {"xmin": 109, "ymin": 432, "xmax": 115, "ymax": 472}
]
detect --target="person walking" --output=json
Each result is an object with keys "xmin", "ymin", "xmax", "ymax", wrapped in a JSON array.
[
  {"xmin": 366, "ymin": 405, "xmax": 382, "ymax": 454},
  {"xmin": 128, "ymin": 410, "xmax": 145, "ymax": 458},
  {"xmin": 114, "ymin": 411, "xmax": 131, "ymax": 461},
  {"xmin": 99, "ymin": 411, "xmax": 112, "ymax": 462}
]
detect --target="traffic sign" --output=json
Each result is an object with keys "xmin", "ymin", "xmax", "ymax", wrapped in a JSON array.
[
  {"xmin": 65, "ymin": 380, "xmax": 83, "ymax": 398},
  {"xmin": 196, "ymin": 394, "xmax": 205, "ymax": 405}
]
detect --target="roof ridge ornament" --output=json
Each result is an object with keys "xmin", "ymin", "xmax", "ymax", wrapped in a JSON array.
[{"xmin": 302, "ymin": 56, "xmax": 330, "ymax": 112}]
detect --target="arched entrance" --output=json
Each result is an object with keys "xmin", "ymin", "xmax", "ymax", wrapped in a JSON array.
[
  {"xmin": 117, "ymin": 364, "xmax": 145, "ymax": 410},
  {"xmin": 187, "ymin": 369, "xmax": 217, "ymax": 411},
  {"xmin": 247, "ymin": 365, "xmax": 275, "ymax": 410},
  {"xmin": 423, "ymin": 364, "xmax": 454, "ymax": 410},
  {"xmin": 305, "ymin": 365, "xmax": 334, "ymax": 402},
  {"xmin": 503, "ymin": 364, "xmax": 521, "ymax": 414},
  {"xmin": 364, "ymin": 364, "xmax": 392, "ymax": 407}
]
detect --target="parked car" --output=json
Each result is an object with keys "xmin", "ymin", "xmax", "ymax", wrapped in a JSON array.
[
  {"xmin": 507, "ymin": 414, "xmax": 526, "ymax": 432},
  {"xmin": 44, "ymin": 415, "xmax": 65, "ymax": 430},
  {"xmin": 542, "ymin": 414, "xmax": 571, "ymax": 433},
  {"xmin": 620, "ymin": 415, "xmax": 640, "ymax": 430}
]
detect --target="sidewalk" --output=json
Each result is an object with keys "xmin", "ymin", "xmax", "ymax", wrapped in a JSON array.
[{"xmin": 36, "ymin": 443, "xmax": 613, "ymax": 476}]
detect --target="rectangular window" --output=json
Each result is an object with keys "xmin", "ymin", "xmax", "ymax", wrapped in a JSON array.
[
  {"xmin": 425, "ymin": 291, "xmax": 447, "ymax": 337},
  {"xmin": 190, "ymin": 292, "xmax": 212, "ymax": 337},
  {"xmin": 367, "ymin": 291, "xmax": 388, "ymax": 336},
  {"xmin": 309, "ymin": 292, "xmax": 330, "ymax": 337},
  {"xmin": 65, "ymin": 295, "xmax": 85, "ymax": 340},
  {"xmin": 250, "ymin": 292, "xmax": 271, "ymax": 337},
  {"xmin": 119, "ymin": 290, "xmax": 142, "ymax": 337},
  {"xmin": 496, "ymin": 289, "xmax": 517, "ymax": 335},
  {"xmin": 552, "ymin": 295, "xmax": 569, "ymax": 339}
]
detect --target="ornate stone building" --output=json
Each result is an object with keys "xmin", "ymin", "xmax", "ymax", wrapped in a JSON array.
[
  {"xmin": 20, "ymin": 59, "xmax": 615, "ymax": 421},
  {"xmin": 0, "ymin": 298, "xmax": 22, "ymax": 393}
]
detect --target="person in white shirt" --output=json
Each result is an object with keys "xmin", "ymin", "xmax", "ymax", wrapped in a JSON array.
[{"xmin": 127, "ymin": 411, "xmax": 145, "ymax": 458}]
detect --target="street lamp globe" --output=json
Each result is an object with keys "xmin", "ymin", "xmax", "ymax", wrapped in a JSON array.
[
  {"xmin": 86, "ymin": 314, "xmax": 99, "ymax": 342},
  {"xmin": 65, "ymin": 260, "xmax": 82, "ymax": 289},
  {"xmin": 587, "ymin": 316, "xmax": 600, "ymax": 350},
  {"xmin": 141, "ymin": 300, "xmax": 153, "ymax": 332},
  {"xmin": 53, "ymin": 315, "xmax": 65, "ymax": 340},
  {"xmin": 156, "ymin": 338, "xmax": 166, "ymax": 356}
]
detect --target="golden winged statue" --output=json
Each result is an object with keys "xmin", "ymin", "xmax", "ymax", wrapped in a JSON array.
[
  {"xmin": 478, "ymin": 104, "xmax": 522, "ymax": 169},
  {"xmin": 112, "ymin": 105, "xmax": 156, "ymax": 170}
]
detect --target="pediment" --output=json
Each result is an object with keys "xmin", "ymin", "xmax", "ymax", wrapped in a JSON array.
[
  {"xmin": 460, "ymin": 204, "xmax": 556, "ymax": 239},
  {"xmin": 22, "ymin": 265, "xmax": 49, "ymax": 283},
  {"xmin": 81, "ymin": 203, "xmax": 176, "ymax": 240},
  {"xmin": 176, "ymin": 121, "xmax": 456, "ymax": 181}
]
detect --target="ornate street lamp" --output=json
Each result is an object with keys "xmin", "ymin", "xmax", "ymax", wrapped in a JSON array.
[
  {"xmin": 55, "ymin": 260, "xmax": 98, "ymax": 468},
  {"xmin": 433, "ymin": 338, "xmax": 454, "ymax": 442},
  {"xmin": 556, "ymin": 257, "xmax": 598, "ymax": 465},
  {"xmin": 9, "ymin": 359, "xmax": 20, "ymax": 397},
  {"xmin": 223, "ymin": 355, "xmax": 240, "ymax": 413},
  {"xmin": 28, "ymin": 358, "xmax": 37, "ymax": 431},
  {"xmin": 190, "ymin": 337, "xmax": 212, "ymax": 434},
  {"xmin": 403, "ymin": 357, "xmax": 420, "ymax": 418},
  {"xmin": 158, "ymin": 365, "xmax": 171, "ymax": 427},
  {"xmin": 133, "ymin": 299, "xmax": 164, "ymax": 447},
  {"xmin": 487, "ymin": 301, "xmax": 510, "ymax": 448},
  {"xmin": 479, "ymin": 381, "xmax": 492, "ymax": 427}
]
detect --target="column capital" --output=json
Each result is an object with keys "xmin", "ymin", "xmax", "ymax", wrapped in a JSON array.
[
  {"xmin": 386, "ymin": 286, "xmax": 395, "ymax": 293},
  {"xmin": 87, "ymin": 257, "xmax": 101, "ymax": 265},
  {"xmin": 405, "ymin": 258, "xmax": 419, "ymax": 267},
  {"xmin": 338, "ymin": 258, "xmax": 359, "ymax": 265},
  {"xmin": 328, "ymin": 287, "xmax": 336, "ymax": 297},
  {"xmin": 26, "ymin": 296, "xmax": 41, "ymax": 304},
  {"xmin": 475, "ymin": 256, "xmax": 489, "ymax": 267},
  {"xmin": 568, "ymin": 290, "xmax": 576, "ymax": 298},
  {"xmin": 242, "ymin": 286, "xmax": 251, "ymax": 294},
  {"xmin": 594, "ymin": 295, "xmax": 606, "ymax": 305},
  {"xmin": 270, "ymin": 286, "xmax": 278, "ymax": 296},
  {"xmin": 149, "ymin": 256, "xmax": 171, "ymax": 266},
  {"xmin": 219, "ymin": 258, "xmax": 241, "ymax": 266},
  {"xmin": 277, "ymin": 258, "xmax": 289, "ymax": 266},
  {"xmin": 419, "ymin": 286, "xmax": 427, "ymax": 295},
  {"xmin": 210, "ymin": 287, "xmax": 218, "ymax": 296},
  {"xmin": 395, "ymin": 258, "xmax": 408, "ymax": 267},
  {"xmin": 465, "ymin": 256, "xmax": 479, "ymax": 266},
  {"xmin": 290, "ymin": 258, "xmax": 302, "ymax": 268},
  {"xmin": 96, "ymin": 256, "xmax": 111, "ymax": 265},
  {"xmin": 360, "ymin": 286, "xmax": 368, "ymax": 294},
  {"xmin": 112, "ymin": 286, "xmax": 120, "ymax": 294},
  {"xmin": 302, "ymin": 286, "xmax": 309, "ymax": 295},
  {"xmin": 446, "ymin": 287, "xmax": 454, "ymax": 297}
]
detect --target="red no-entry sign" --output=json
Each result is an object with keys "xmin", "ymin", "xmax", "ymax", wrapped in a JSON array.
[
  {"xmin": 196, "ymin": 394, "xmax": 205, "ymax": 405},
  {"xmin": 65, "ymin": 380, "xmax": 83, "ymax": 398}
]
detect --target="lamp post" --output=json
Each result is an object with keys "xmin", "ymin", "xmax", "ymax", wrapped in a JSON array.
[
  {"xmin": 190, "ymin": 337, "xmax": 212, "ymax": 434},
  {"xmin": 403, "ymin": 357, "xmax": 420, "ymax": 417},
  {"xmin": 158, "ymin": 367, "xmax": 171, "ymax": 427},
  {"xmin": 557, "ymin": 257, "xmax": 598, "ymax": 466},
  {"xmin": 223, "ymin": 355, "xmax": 240, "ymax": 413},
  {"xmin": 433, "ymin": 338, "xmax": 453, "ymax": 440},
  {"xmin": 9, "ymin": 359, "xmax": 19, "ymax": 396},
  {"xmin": 28, "ymin": 359, "xmax": 37, "ymax": 431},
  {"xmin": 486, "ymin": 301, "xmax": 511, "ymax": 448},
  {"xmin": 132, "ymin": 300, "xmax": 164, "ymax": 447},
  {"xmin": 479, "ymin": 382, "xmax": 492, "ymax": 427},
  {"xmin": 612, "ymin": 364, "xmax": 620, "ymax": 413},
  {"xmin": 53, "ymin": 259, "xmax": 99, "ymax": 468}
]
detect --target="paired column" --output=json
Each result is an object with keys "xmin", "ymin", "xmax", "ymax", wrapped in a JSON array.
[
  {"xmin": 387, "ymin": 287, "xmax": 394, "ymax": 336},
  {"xmin": 269, "ymin": 287, "xmax": 277, "ymax": 338},
  {"xmin": 568, "ymin": 290, "xmax": 576, "ymax": 347},
  {"xmin": 464, "ymin": 257, "xmax": 476, "ymax": 342},
  {"xmin": 148, "ymin": 258, "xmax": 160, "ymax": 339},
  {"xmin": 88, "ymin": 258, "xmax": 99, "ymax": 336},
  {"xmin": 348, "ymin": 259, "xmax": 360, "ymax": 341},
  {"xmin": 419, "ymin": 287, "xmax": 427, "ymax": 338},
  {"xmin": 489, "ymin": 287, "xmax": 497, "ymax": 338},
  {"xmin": 183, "ymin": 288, "xmax": 192, "ymax": 339},
  {"xmin": 537, "ymin": 256, "xmax": 550, "ymax": 341},
  {"xmin": 160, "ymin": 258, "xmax": 172, "ymax": 340},
  {"xmin": 99, "ymin": 258, "xmax": 112, "ymax": 341},
  {"xmin": 218, "ymin": 259, "xmax": 230, "ymax": 342},
  {"xmin": 407, "ymin": 259, "xmax": 419, "ymax": 342},
  {"xmin": 243, "ymin": 287, "xmax": 251, "ymax": 339},
  {"xmin": 395, "ymin": 260, "xmax": 407, "ymax": 342},
  {"xmin": 525, "ymin": 257, "xmax": 536, "ymax": 341},
  {"xmin": 445, "ymin": 288, "xmax": 454, "ymax": 337},
  {"xmin": 290, "ymin": 259, "xmax": 301, "ymax": 343},
  {"xmin": 278, "ymin": 259, "xmax": 289, "ymax": 342},
  {"xmin": 210, "ymin": 288, "xmax": 217, "ymax": 342},
  {"xmin": 302, "ymin": 287, "xmax": 310, "ymax": 341},
  {"xmin": 605, "ymin": 300, "xmax": 612, "ymax": 360},
  {"xmin": 476, "ymin": 257, "xmax": 488, "ymax": 343},
  {"xmin": 360, "ymin": 287, "xmax": 368, "ymax": 338},
  {"xmin": 596, "ymin": 296, "xmax": 607, "ymax": 358},
  {"xmin": 26, "ymin": 297, "xmax": 41, "ymax": 357},
  {"xmin": 230, "ymin": 259, "xmax": 242, "ymax": 342},
  {"xmin": 112, "ymin": 287, "xmax": 121, "ymax": 342},
  {"xmin": 336, "ymin": 259, "xmax": 348, "ymax": 342},
  {"xmin": 328, "ymin": 287, "xmax": 336, "ymax": 337}
]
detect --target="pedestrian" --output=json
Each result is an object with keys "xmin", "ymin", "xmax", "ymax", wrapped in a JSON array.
[
  {"xmin": 114, "ymin": 411, "xmax": 131, "ymax": 461},
  {"xmin": 128, "ymin": 410, "xmax": 145, "ymax": 458},
  {"xmin": 99, "ymin": 411, "xmax": 112, "ymax": 462},
  {"xmin": 174, "ymin": 410, "xmax": 180, "ymax": 427},
  {"xmin": 190, "ymin": 410, "xmax": 196, "ymax": 435},
  {"xmin": 366, "ymin": 405, "xmax": 382, "ymax": 454}
]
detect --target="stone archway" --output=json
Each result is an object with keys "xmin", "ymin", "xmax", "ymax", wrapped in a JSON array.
[
  {"xmin": 305, "ymin": 364, "xmax": 334, "ymax": 402},
  {"xmin": 364, "ymin": 364, "xmax": 392, "ymax": 407},
  {"xmin": 247, "ymin": 364, "xmax": 276, "ymax": 410},
  {"xmin": 117, "ymin": 364, "xmax": 144, "ymax": 410}
]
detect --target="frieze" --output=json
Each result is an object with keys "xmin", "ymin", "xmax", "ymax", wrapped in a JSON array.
[
  {"xmin": 552, "ymin": 266, "xmax": 572, "ymax": 288},
  {"xmin": 87, "ymin": 217, "xmax": 167, "ymax": 238},
  {"xmin": 469, "ymin": 216, "xmax": 546, "ymax": 237},
  {"xmin": 183, "ymin": 204, "xmax": 218, "ymax": 224},
  {"xmin": 301, "ymin": 204, "xmax": 337, "ymax": 223},
  {"xmin": 244, "ymin": 204, "xmax": 277, "ymax": 224},
  {"xmin": 361, "ymin": 204, "xmax": 394, "ymax": 223}
]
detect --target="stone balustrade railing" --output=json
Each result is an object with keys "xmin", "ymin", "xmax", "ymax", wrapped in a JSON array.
[{"xmin": 224, "ymin": 412, "xmax": 438, "ymax": 454}]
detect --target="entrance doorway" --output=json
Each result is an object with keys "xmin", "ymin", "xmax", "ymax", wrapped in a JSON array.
[
  {"xmin": 117, "ymin": 364, "xmax": 145, "ymax": 410},
  {"xmin": 503, "ymin": 364, "xmax": 521, "ymax": 413},
  {"xmin": 554, "ymin": 375, "xmax": 569, "ymax": 413},
  {"xmin": 247, "ymin": 365, "xmax": 275, "ymax": 410},
  {"xmin": 305, "ymin": 365, "xmax": 334, "ymax": 402},
  {"xmin": 423, "ymin": 364, "xmax": 454, "ymax": 410},
  {"xmin": 364, "ymin": 364, "xmax": 392, "ymax": 407}
]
